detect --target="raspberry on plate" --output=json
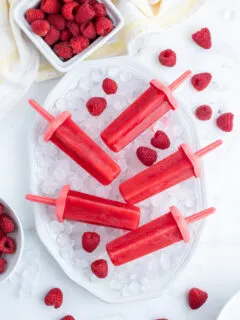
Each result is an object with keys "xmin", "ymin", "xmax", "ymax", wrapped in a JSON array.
[
  {"xmin": 191, "ymin": 72, "xmax": 212, "ymax": 91},
  {"xmin": 62, "ymin": 1, "xmax": 79, "ymax": 21},
  {"xmin": 216, "ymin": 112, "xmax": 234, "ymax": 132},
  {"xmin": 0, "ymin": 213, "xmax": 15, "ymax": 233},
  {"xmin": 91, "ymin": 259, "xmax": 108, "ymax": 279},
  {"xmin": 75, "ymin": 1, "xmax": 95, "ymax": 23},
  {"xmin": 136, "ymin": 146, "xmax": 157, "ymax": 166},
  {"xmin": 195, "ymin": 105, "xmax": 212, "ymax": 121},
  {"xmin": 86, "ymin": 97, "xmax": 107, "ymax": 116},
  {"xmin": 151, "ymin": 130, "xmax": 170, "ymax": 149},
  {"xmin": 44, "ymin": 288, "xmax": 63, "ymax": 309},
  {"xmin": 41, "ymin": 0, "xmax": 61, "ymax": 14},
  {"xmin": 53, "ymin": 41, "xmax": 73, "ymax": 59},
  {"xmin": 158, "ymin": 49, "xmax": 176, "ymax": 67},
  {"xmin": 0, "ymin": 257, "xmax": 7, "ymax": 274},
  {"xmin": 31, "ymin": 20, "xmax": 50, "ymax": 37},
  {"xmin": 192, "ymin": 27, "xmax": 212, "ymax": 49},
  {"xmin": 82, "ymin": 232, "xmax": 100, "ymax": 252},
  {"xmin": 25, "ymin": 9, "xmax": 45, "ymax": 24},
  {"xmin": 44, "ymin": 26, "xmax": 60, "ymax": 45},
  {"xmin": 60, "ymin": 29, "xmax": 72, "ymax": 41},
  {"xmin": 0, "ymin": 236, "xmax": 16, "ymax": 254},
  {"xmin": 66, "ymin": 21, "xmax": 80, "ymax": 36},
  {"xmin": 95, "ymin": 17, "xmax": 113, "ymax": 36},
  {"xmin": 61, "ymin": 316, "xmax": 75, "ymax": 320},
  {"xmin": 47, "ymin": 14, "xmax": 66, "ymax": 31},
  {"xmin": 188, "ymin": 288, "xmax": 208, "ymax": 310},
  {"xmin": 70, "ymin": 35, "xmax": 89, "ymax": 54},
  {"xmin": 80, "ymin": 21, "xmax": 96, "ymax": 39},
  {"xmin": 93, "ymin": 2, "xmax": 107, "ymax": 17},
  {"xmin": 102, "ymin": 78, "xmax": 118, "ymax": 95}
]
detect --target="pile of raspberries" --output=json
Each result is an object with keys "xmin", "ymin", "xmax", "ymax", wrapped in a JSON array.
[
  {"xmin": 0, "ymin": 204, "xmax": 16, "ymax": 275},
  {"xmin": 25, "ymin": 0, "xmax": 114, "ymax": 60}
]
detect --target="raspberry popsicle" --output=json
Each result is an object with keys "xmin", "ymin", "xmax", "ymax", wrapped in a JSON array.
[
  {"xmin": 107, "ymin": 206, "xmax": 215, "ymax": 266},
  {"xmin": 101, "ymin": 70, "xmax": 191, "ymax": 152},
  {"xmin": 120, "ymin": 140, "xmax": 222, "ymax": 204},
  {"xmin": 29, "ymin": 99, "xmax": 120, "ymax": 185},
  {"xmin": 26, "ymin": 185, "xmax": 140, "ymax": 230}
]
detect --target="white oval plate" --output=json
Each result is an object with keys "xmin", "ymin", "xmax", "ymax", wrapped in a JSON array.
[
  {"xmin": 29, "ymin": 56, "xmax": 207, "ymax": 303},
  {"xmin": 218, "ymin": 291, "xmax": 240, "ymax": 320}
]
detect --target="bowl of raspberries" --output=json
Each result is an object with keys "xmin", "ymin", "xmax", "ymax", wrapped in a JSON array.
[
  {"xmin": 0, "ymin": 199, "xmax": 24, "ymax": 281},
  {"xmin": 14, "ymin": 0, "xmax": 124, "ymax": 72}
]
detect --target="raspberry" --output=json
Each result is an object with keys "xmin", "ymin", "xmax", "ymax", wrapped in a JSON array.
[
  {"xmin": 95, "ymin": 17, "xmax": 113, "ymax": 36},
  {"xmin": 75, "ymin": 2, "xmax": 95, "ymax": 23},
  {"xmin": 151, "ymin": 130, "xmax": 170, "ymax": 149},
  {"xmin": 0, "ymin": 236, "xmax": 16, "ymax": 254},
  {"xmin": 31, "ymin": 20, "xmax": 50, "ymax": 37},
  {"xmin": 91, "ymin": 259, "xmax": 108, "ymax": 279},
  {"xmin": 0, "ymin": 257, "xmax": 7, "ymax": 274},
  {"xmin": 86, "ymin": 97, "xmax": 107, "ymax": 116},
  {"xmin": 80, "ymin": 21, "xmax": 96, "ymax": 39},
  {"xmin": 93, "ymin": 2, "xmax": 107, "ymax": 17},
  {"xmin": 192, "ymin": 28, "xmax": 212, "ymax": 49},
  {"xmin": 41, "ymin": 0, "xmax": 61, "ymax": 14},
  {"xmin": 188, "ymin": 288, "xmax": 208, "ymax": 310},
  {"xmin": 44, "ymin": 288, "xmax": 63, "ymax": 309},
  {"xmin": 82, "ymin": 232, "xmax": 100, "ymax": 252},
  {"xmin": 191, "ymin": 72, "xmax": 212, "ymax": 91},
  {"xmin": 0, "ymin": 214, "xmax": 15, "ymax": 233},
  {"xmin": 61, "ymin": 316, "xmax": 75, "ymax": 320},
  {"xmin": 102, "ymin": 78, "xmax": 118, "ymax": 95},
  {"xmin": 195, "ymin": 105, "xmax": 212, "ymax": 121},
  {"xmin": 25, "ymin": 9, "xmax": 45, "ymax": 24},
  {"xmin": 44, "ymin": 26, "xmax": 60, "ymax": 45},
  {"xmin": 136, "ymin": 147, "xmax": 157, "ymax": 166},
  {"xmin": 53, "ymin": 41, "xmax": 73, "ymax": 59},
  {"xmin": 60, "ymin": 29, "xmax": 72, "ymax": 41},
  {"xmin": 70, "ymin": 35, "xmax": 89, "ymax": 54},
  {"xmin": 216, "ymin": 113, "xmax": 234, "ymax": 132},
  {"xmin": 62, "ymin": 1, "xmax": 79, "ymax": 21},
  {"xmin": 158, "ymin": 49, "xmax": 176, "ymax": 67},
  {"xmin": 47, "ymin": 14, "xmax": 66, "ymax": 30},
  {"xmin": 66, "ymin": 21, "xmax": 79, "ymax": 36},
  {"xmin": 0, "ymin": 228, "xmax": 6, "ymax": 239}
]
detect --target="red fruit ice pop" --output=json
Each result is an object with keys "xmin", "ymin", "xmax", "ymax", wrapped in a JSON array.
[
  {"xmin": 26, "ymin": 185, "xmax": 140, "ymax": 230},
  {"xmin": 101, "ymin": 70, "xmax": 191, "ymax": 152},
  {"xmin": 107, "ymin": 206, "xmax": 215, "ymax": 266},
  {"xmin": 120, "ymin": 140, "xmax": 222, "ymax": 204},
  {"xmin": 29, "ymin": 99, "xmax": 120, "ymax": 185}
]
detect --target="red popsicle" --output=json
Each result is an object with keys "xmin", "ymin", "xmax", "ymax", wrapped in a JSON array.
[
  {"xmin": 107, "ymin": 206, "xmax": 215, "ymax": 266},
  {"xmin": 101, "ymin": 70, "xmax": 191, "ymax": 152},
  {"xmin": 29, "ymin": 99, "xmax": 120, "ymax": 185},
  {"xmin": 26, "ymin": 185, "xmax": 140, "ymax": 230},
  {"xmin": 120, "ymin": 140, "xmax": 222, "ymax": 204}
]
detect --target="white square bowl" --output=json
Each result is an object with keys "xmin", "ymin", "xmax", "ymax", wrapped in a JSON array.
[{"xmin": 14, "ymin": 0, "xmax": 124, "ymax": 73}]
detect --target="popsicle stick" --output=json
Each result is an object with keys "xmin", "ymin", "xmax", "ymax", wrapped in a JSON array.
[
  {"xmin": 29, "ymin": 99, "xmax": 54, "ymax": 123},
  {"xmin": 195, "ymin": 140, "xmax": 223, "ymax": 158},
  {"xmin": 168, "ymin": 70, "xmax": 192, "ymax": 91},
  {"xmin": 26, "ymin": 194, "xmax": 56, "ymax": 206},
  {"xmin": 186, "ymin": 207, "xmax": 216, "ymax": 224}
]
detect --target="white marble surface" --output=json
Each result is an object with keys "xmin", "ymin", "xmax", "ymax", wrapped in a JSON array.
[{"xmin": 0, "ymin": 0, "xmax": 240, "ymax": 319}]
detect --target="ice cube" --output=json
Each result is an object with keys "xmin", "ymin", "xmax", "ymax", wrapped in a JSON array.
[
  {"xmin": 121, "ymin": 285, "xmax": 131, "ymax": 297},
  {"xmin": 49, "ymin": 220, "xmax": 64, "ymax": 234},
  {"xmin": 91, "ymin": 69, "xmax": 105, "ymax": 83},
  {"xmin": 108, "ymin": 95, "xmax": 128, "ymax": 111},
  {"xmin": 107, "ymin": 66, "xmax": 120, "ymax": 78},
  {"xmin": 160, "ymin": 253, "xmax": 171, "ymax": 271},
  {"xmin": 60, "ymin": 246, "xmax": 73, "ymax": 260},
  {"xmin": 119, "ymin": 71, "xmax": 132, "ymax": 82},
  {"xmin": 110, "ymin": 280, "xmax": 122, "ymax": 291},
  {"xmin": 57, "ymin": 233, "xmax": 72, "ymax": 247},
  {"xmin": 129, "ymin": 281, "xmax": 140, "ymax": 294}
]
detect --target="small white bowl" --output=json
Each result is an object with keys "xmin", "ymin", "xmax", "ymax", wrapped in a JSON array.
[
  {"xmin": 0, "ymin": 199, "xmax": 24, "ymax": 282},
  {"xmin": 14, "ymin": 0, "xmax": 124, "ymax": 73}
]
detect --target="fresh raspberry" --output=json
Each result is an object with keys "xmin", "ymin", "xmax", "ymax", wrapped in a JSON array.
[
  {"xmin": 95, "ymin": 17, "xmax": 113, "ymax": 36},
  {"xmin": 0, "ymin": 236, "xmax": 16, "ymax": 254},
  {"xmin": 216, "ymin": 113, "xmax": 234, "ymax": 132},
  {"xmin": 158, "ymin": 49, "xmax": 176, "ymax": 67},
  {"xmin": 44, "ymin": 288, "xmax": 63, "ymax": 309},
  {"xmin": 0, "ymin": 257, "xmax": 7, "ymax": 274},
  {"xmin": 31, "ymin": 20, "xmax": 50, "ymax": 36},
  {"xmin": 47, "ymin": 14, "xmax": 66, "ymax": 30},
  {"xmin": 41, "ymin": 0, "xmax": 61, "ymax": 14},
  {"xmin": 86, "ymin": 97, "xmax": 107, "ymax": 116},
  {"xmin": 25, "ymin": 9, "xmax": 45, "ymax": 24},
  {"xmin": 80, "ymin": 21, "xmax": 96, "ymax": 39},
  {"xmin": 0, "ymin": 214, "xmax": 15, "ymax": 233},
  {"xmin": 151, "ymin": 130, "xmax": 170, "ymax": 150},
  {"xmin": 75, "ymin": 2, "xmax": 95, "ymax": 23},
  {"xmin": 91, "ymin": 259, "xmax": 108, "ymax": 279},
  {"xmin": 136, "ymin": 147, "xmax": 157, "ymax": 166},
  {"xmin": 60, "ymin": 29, "xmax": 72, "ymax": 41},
  {"xmin": 93, "ymin": 2, "xmax": 107, "ymax": 17},
  {"xmin": 191, "ymin": 72, "xmax": 212, "ymax": 91},
  {"xmin": 62, "ymin": 1, "xmax": 79, "ymax": 21},
  {"xmin": 61, "ymin": 316, "xmax": 75, "ymax": 320},
  {"xmin": 192, "ymin": 28, "xmax": 212, "ymax": 49},
  {"xmin": 82, "ymin": 232, "xmax": 100, "ymax": 252},
  {"xmin": 53, "ymin": 41, "xmax": 73, "ymax": 59},
  {"xmin": 188, "ymin": 288, "xmax": 208, "ymax": 310},
  {"xmin": 66, "ymin": 21, "xmax": 80, "ymax": 36},
  {"xmin": 44, "ymin": 26, "xmax": 60, "ymax": 45},
  {"xmin": 195, "ymin": 105, "xmax": 212, "ymax": 121},
  {"xmin": 0, "ymin": 228, "xmax": 6, "ymax": 239},
  {"xmin": 70, "ymin": 35, "xmax": 89, "ymax": 54},
  {"xmin": 102, "ymin": 78, "xmax": 118, "ymax": 95}
]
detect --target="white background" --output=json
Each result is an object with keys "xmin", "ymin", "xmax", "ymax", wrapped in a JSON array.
[{"xmin": 0, "ymin": 0, "xmax": 240, "ymax": 319}]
